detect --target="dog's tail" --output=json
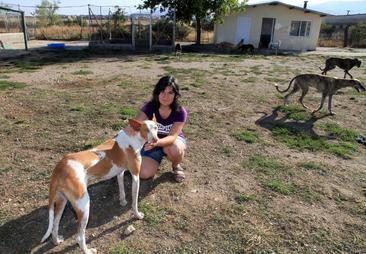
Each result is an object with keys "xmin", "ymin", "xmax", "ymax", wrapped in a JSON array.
[
  {"xmin": 41, "ymin": 180, "xmax": 57, "ymax": 243},
  {"xmin": 275, "ymin": 76, "xmax": 297, "ymax": 93}
]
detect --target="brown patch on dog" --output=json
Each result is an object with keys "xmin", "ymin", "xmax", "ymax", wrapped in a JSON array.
[{"xmin": 126, "ymin": 146, "xmax": 140, "ymax": 176}]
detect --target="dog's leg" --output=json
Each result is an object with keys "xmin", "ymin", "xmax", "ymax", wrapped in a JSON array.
[
  {"xmin": 345, "ymin": 70, "xmax": 353, "ymax": 79},
  {"xmin": 131, "ymin": 174, "xmax": 144, "ymax": 219},
  {"xmin": 117, "ymin": 170, "xmax": 127, "ymax": 206},
  {"xmin": 299, "ymin": 87, "xmax": 309, "ymax": 109},
  {"xmin": 328, "ymin": 94, "xmax": 336, "ymax": 115},
  {"xmin": 74, "ymin": 192, "xmax": 97, "ymax": 254},
  {"xmin": 312, "ymin": 93, "xmax": 326, "ymax": 114},
  {"xmin": 51, "ymin": 193, "xmax": 67, "ymax": 245},
  {"xmin": 283, "ymin": 85, "xmax": 299, "ymax": 106}
]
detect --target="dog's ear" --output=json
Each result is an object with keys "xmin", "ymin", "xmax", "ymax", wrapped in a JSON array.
[
  {"xmin": 128, "ymin": 119, "xmax": 142, "ymax": 131},
  {"xmin": 152, "ymin": 113, "xmax": 157, "ymax": 123}
]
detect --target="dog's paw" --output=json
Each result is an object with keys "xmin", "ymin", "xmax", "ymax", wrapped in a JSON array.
[
  {"xmin": 52, "ymin": 235, "xmax": 64, "ymax": 245},
  {"xmin": 120, "ymin": 199, "xmax": 127, "ymax": 206},
  {"xmin": 329, "ymin": 111, "xmax": 336, "ymax": 116},
  {"xmin": 134, "ymin": 211, "xmax": 144, "ymax": 220}
]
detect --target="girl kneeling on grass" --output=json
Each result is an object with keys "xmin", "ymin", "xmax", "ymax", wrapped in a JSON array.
[{"xmin": 126, "ymin": 75, "xmax": 188, "ymax": 182}]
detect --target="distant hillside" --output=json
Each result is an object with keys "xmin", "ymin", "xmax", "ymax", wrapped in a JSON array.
[{"xmin": 311, "ymin": 1, "xmax": 366, "ymax": 15}]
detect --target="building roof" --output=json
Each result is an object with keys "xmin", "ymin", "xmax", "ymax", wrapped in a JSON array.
[
  {"xmin": 248, "ymin": 1, "xmax": 329, "ymax": 17},
  {"xmin": 322, "ymin": 13, "xmax": 366, "ymax": 25}
]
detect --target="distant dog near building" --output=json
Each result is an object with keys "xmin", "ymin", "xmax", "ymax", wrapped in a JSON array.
[
  {"xmin": 175, "ymin": 43, "xmax": 182, "ymax": 58},
  {"xmin": 238, "ymin": 44, "xmax": 254, "ymax": 55}
]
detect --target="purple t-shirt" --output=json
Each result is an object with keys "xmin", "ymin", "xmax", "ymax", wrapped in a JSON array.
[{"xmin": 141, "ymin": 101, "xmax": 187, "ymax": 138}]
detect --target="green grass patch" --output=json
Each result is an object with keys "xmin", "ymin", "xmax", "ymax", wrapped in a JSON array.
[
  {"xmin": 139, "ymin": 201, "xmax": 166, "ymax": 226},
  {"xmin": 0, "ymin": 167, "xmax": 12, "ymax": 175},
  {"xmin": 190, "ymin": 77, "xmax": 205, "ymax": 87},
  {"xmin": 235, "ymin": 193, "xmax": 256, "ymax": 203},
  {"xmin": 271, "ymin": 125, "xmax": 357, "ymax": 158},
  {"xmin": 263, "ymin": 179, "xmax": 293, "ymax": 195},
  {"xmin": 295, "ymin": 184, "xmax": 322, "ymax": 204},
  {"xmin": 232, "ymin": 129, "xmax": 257, "ymax": 143},
  {"xmin": 15, "ymin": 62, "xmax": 41, "ymax": 72},
  {"xmin": 111, "ymin": 121, "xmax": 127, "ymax": 131},
  {"xmin": 222, "ymin": 146, "xmax": 233, "ymax": 157},
  {"xmin": 321, "ymin": 123, "xmax": 359, "ymax": 142},
  {"xmin": 298, "ymin": 161, "xmax": 322, "ymax": 170},
  {"xmin": 249, "ymin": 65, "xmax": 263, "ymax": 75},
  {"xmin": 110, "ymin": 242, "xmax": 128, "ymax": 254},
  {"xmin": 0, "ymin": 80, "xmax": 27, "ymax": 90},
  {"xmin": 276, "ymin": 105, "xmax": 312, "ymax": 121},
  {"xmin": 243, "ymin": 155, "xmax": 285, "ymax": 175},
  {"xmin": 163, "ymin": 66, "xmax": 208, "ymax": 88},
  {"xmin": 119, "ymin": 107, "xmax": 137, "ymax": 120},
  {"xmin": 83, "ymin": 139, "xmax": 104, "ymax": 150},
  {"xmin": 117, "ymin": 80, "xmax": 132, "ymax": 88},
  {"xmin": 71, "ymin": 69, "xmax": 93, "ymax": 75}
]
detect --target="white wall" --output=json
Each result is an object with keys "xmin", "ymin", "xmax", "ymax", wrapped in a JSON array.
[{"xmin": 215, "ymin": 4, "xmax": 322, "ymax": 51}]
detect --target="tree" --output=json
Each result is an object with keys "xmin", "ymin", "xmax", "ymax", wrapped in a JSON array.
[
  {"xmin": 140, "ymin": 0, "xmax": 246, "ymax": 45},
  {"xmin": 35, "ymin": 0, "xmax": 60, "ymax": 27},
  {"xmin": 112, "ymin": 7, "xmax": 126, "ymax": 31}
]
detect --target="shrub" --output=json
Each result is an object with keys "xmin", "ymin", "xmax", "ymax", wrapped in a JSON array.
[{"xmin": 349, "ymin": 22, "xmax": 366, "ymax": 48}]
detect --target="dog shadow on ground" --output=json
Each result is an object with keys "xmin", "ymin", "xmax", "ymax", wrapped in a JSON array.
[
  {"xmin": 255, "ymin": 107, "xmax": 330, "ymax": 136},
  {"xmin": 0, "ymin": 171, "xmax": 173, "ymax": 254}
]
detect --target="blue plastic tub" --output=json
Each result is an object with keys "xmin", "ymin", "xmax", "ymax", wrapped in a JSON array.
[{"xmin": 47, "ymin": 43, "xmax": 65, "ymax": 49}]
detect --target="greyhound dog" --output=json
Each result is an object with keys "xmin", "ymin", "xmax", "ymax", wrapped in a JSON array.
[
  {"xmin": 275, "ymin": 74, "xmax": 365, "ymax": 115},
  {"xmin": 41, "ymin": 118, "xmax": 158, "ymax": 254},
  {"xmin": 320, "ymin": 57, "xmax": 361, "ymax": 79}
]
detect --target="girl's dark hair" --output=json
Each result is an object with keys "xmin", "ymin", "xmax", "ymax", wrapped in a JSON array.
[{"xmin": 151, "ymin": 75, "xmax": 181, "ymax": 111}]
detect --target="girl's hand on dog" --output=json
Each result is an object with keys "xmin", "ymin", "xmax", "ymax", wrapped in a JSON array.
[{"xmin": 144, "ymin": 139, "xmax": 159, "ymax": 151}]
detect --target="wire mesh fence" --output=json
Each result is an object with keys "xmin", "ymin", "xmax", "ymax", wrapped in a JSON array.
[{"xmin": 0, "ymin": 3, "xmax": 214, "ymax": 50}]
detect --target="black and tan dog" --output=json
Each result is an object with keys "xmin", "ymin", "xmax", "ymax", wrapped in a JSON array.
[
  {"xmin": 320, "ymin": 57, "xmax": 361, "ymax": 79},
  {"xmin": 275, "ymin": 74, "xmax": 365, "ymax": 115}
]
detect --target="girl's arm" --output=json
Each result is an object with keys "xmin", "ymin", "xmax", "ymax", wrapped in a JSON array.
[{"xmin": 144, "ymin": 121, "xmax": 184, "ymax": 150}]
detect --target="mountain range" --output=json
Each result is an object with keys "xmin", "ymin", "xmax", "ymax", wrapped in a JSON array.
[{"xmin": 307, "ymin": 1, "xmax": 366, "ymax": 15}]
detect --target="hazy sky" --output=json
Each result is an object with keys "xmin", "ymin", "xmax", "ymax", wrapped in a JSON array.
[{"xmin": 1, "ymin": 0, "xmax": 365, "ymax": 15}]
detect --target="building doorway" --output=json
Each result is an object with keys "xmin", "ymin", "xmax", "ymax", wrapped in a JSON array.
[{"xmin": 259, "ymin": 18, "xmax": 275, "ymax": 48}]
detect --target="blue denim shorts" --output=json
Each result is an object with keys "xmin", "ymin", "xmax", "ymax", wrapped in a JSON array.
[{"xmin": 141, "ymin": 136, "xmax": 187, "ymax": 164}]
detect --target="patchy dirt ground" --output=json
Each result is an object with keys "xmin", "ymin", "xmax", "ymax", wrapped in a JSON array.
[{"xmin": 0, "ymin": 48, "xmax": 366, "ymax": 254}]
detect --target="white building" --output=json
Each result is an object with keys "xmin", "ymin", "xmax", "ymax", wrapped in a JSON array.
[{"xmin": 214, "ymin": 1, "xmax": 328, "ymax": 51}]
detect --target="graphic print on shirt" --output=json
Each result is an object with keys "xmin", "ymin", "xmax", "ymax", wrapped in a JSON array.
[{"xmin": 157, "ymin": 122, "xmax": 172, "ymax": 136}]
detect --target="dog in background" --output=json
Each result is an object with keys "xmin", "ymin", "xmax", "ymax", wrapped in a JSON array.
[
  {"xmin": 41, "ymin": 118, "xmax": 158, "ymax": 254},
  {"xmin": 275, "ymin": 73, "xmax": 365, "ymax": 115},
  {"xmin": 175, "ymin": 43, "xmax": 182, "ymax": 58},
  {"xmin": 320, "ymin": 57, "xmax": 361, "ymax": 79},
  {"xmin": 238, "ymin": 44, "xmax": 254, "ymax": 55}
]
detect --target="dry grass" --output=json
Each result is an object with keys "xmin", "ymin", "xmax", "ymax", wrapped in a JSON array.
[
  {"xmin": 318, "ymin": 39, "xmax": 344, "ymax": 47},
  {"xmin": 36, "ymin": 25, "xmax": 89, "ymax": 40},
  {"xmin": 0, "ymin": 50, "xmax": 365, "ymax": 253}
]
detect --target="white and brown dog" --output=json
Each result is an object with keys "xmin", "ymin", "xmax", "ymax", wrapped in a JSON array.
[{"xmin": 41, "ymin": 118, "xmax": 158, "ymax": 254}]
